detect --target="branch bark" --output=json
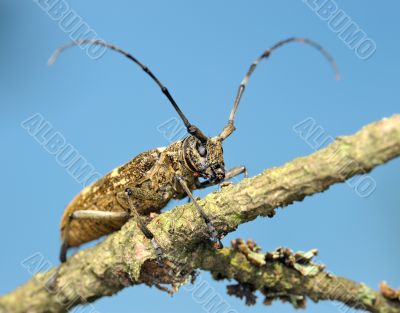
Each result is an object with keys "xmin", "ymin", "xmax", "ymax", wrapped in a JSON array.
[
  {"xmin": 196, "ymin": 239, "xmax": 400, "ymax": 313},
  {"xmin": 1, "ymin": 115, "xmax": 399, "ymax": 313}
]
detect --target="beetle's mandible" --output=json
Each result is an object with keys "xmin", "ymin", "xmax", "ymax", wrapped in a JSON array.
[{"xmin": 49, "ymin": 37, "xmax": 339, "ymax": 270}]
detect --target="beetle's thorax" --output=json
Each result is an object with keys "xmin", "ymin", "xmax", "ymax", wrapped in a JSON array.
[{"xmin": 160, "ymin": 137, "xmax": 199, "ymax": 182}]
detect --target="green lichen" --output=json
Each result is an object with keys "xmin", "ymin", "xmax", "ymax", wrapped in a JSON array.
[{"xmin": 357, "ymin": 284, "xmax": 377, "ymax": 308}]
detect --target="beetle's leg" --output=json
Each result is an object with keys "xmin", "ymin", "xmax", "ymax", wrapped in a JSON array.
[
  {"xmin": 196, "ymin": 165, "xmax": 248, "ymax": 189},
  {"xmin": 60, "ymin": 210, "xmax": 129, "ymax": 263},
  {"xmin": 176, "ymin": 176, "xmax": 223, "ymax": 249},
  {"xmin": 225, "ymin": 165, "xmax": 248, "ymax": 180},
  {"xmin": 46, "ymin": 210, "xmax": 129, "ymax": 290},
  {"xmin": 125, "ymin": 188, "xmax": 164, "ymax": 267}
]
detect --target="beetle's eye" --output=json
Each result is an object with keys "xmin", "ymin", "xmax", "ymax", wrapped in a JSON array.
[{"xmin": 198, "ymin": 145, "xmax": 207, "ymax": 157}]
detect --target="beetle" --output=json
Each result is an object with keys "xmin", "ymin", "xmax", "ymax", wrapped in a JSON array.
[{"xmin": 49, "ymin": 37, "xmax": 338, "ymax": 267}]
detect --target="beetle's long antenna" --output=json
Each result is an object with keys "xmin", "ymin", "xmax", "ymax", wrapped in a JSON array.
[
  {"xmin": 219, "ymin": 37, "xmax": 340, "ymax": 141},
  {"xmin": 49, "ymin": 39, "xmax": 208, "ymax": 143}
]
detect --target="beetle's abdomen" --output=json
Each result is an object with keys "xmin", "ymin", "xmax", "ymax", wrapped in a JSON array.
[
  {"xmin": 61, "ymin": 195, "xmax": 126, "ymax": 247},
  {"xmin": 60, "ymin": 149, "xmax": 163, "ymax": 247}
]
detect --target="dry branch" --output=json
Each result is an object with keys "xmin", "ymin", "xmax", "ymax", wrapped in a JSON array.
[
  {"xmin": 196, "ymin": 239, "xmax": 400, "ymax": 313},
  {"xmin": 1, "ymin": 115, "xmax": 399, "ymax": 313}
]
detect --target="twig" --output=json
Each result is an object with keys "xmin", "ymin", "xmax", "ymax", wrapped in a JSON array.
[{"xmin": 195, "ymin": 239, "xmax": 400, "ymax": 313}]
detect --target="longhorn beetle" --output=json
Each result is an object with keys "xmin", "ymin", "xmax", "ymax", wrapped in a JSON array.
[{"xmin": 49, "ymin": 37, "xmax": 339, "ymax": 269}]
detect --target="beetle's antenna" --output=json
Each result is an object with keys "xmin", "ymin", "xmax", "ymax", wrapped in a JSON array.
[
  {"xmin": 49, "ymin": 39, "xmax": 208, "ymax": 143},
  {"xmin": 219, "ymin": 37, "xmax": 340, "ymax": 141}
]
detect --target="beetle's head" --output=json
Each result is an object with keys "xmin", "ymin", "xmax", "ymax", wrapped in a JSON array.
[{"xmin": 183, "ymin": 136, "xmax": 225, "ymax": 183}]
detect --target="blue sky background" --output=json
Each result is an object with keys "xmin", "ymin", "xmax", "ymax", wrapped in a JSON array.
[{"xmin": 0, "ymin": 1, "xmax": 399, "ymax": 312}]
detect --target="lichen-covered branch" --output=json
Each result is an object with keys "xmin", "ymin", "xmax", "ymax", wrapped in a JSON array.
[
  {"xmin": 1, "ymin": 115, "xmax": 399, "ymax": 313},
  {"xmin": 195, "ymin": 239, "xmax": 400, "ymax": 313}
]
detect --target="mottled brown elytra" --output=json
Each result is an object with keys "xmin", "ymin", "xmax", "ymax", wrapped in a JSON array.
[{"xmin": 49, "ymin": 37, "xmax": 339, "ymax": 271}]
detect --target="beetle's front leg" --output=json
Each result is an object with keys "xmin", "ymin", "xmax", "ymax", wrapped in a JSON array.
[
  {"xmin": 124, "ymin": 188, "xmax": 164, "ymax": 267},
  {"xmin": 196, "ymin": 165, "xmax": 248, "ymax": 189},
  {"xmin": 175, "ymin": 175, "xmax": 223, "ymax": 249}
]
